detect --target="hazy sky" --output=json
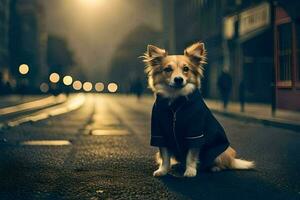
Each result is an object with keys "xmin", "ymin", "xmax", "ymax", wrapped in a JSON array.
[{"xmin": 42, "ymin": 0, "xmax": 163, "ymax": 81}]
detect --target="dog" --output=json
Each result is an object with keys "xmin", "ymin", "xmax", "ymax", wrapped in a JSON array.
[{"xmin": 142, "ymin": 42, "xmax": 255, "ymax": 177}]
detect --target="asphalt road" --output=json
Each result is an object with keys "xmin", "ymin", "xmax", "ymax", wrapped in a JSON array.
[{"xmin": 0, "ymin": 94, "xmax": 299, "ymax": 200}]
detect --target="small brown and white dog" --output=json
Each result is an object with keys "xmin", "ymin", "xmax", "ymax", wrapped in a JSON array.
[{"xmin": 142, "ymin": 42, "xmax": 255, "ymax": 177}]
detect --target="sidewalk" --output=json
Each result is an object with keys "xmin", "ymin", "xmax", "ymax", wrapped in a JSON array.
[
  {"xmin": 0, "ymin": 95, "xmax": 49, "ymax": 108},
  {"xmin": 205, "ymin": 99, "xmax": 300, "ymax": 132}
]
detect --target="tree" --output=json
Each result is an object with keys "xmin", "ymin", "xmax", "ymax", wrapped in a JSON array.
[
  {"xmin": 108, "ymin": 24, "xmax": 163, "ymax": 93},
  {"xmin": 47, "ymin": 35, "xmax": 75, "ymax": 74}
]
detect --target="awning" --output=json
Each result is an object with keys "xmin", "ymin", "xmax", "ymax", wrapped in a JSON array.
[{"xmin": 277, "ymin": 0, "xmax": 300, "ymax": 20}]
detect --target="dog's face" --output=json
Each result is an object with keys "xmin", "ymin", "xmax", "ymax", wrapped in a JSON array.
[{"xmin": 142, "ymin": 42, "xmax": 207, "ymax": 98}]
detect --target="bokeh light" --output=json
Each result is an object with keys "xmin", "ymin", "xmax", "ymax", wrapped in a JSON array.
[
  {"xmin": 19, "ymin": 64, "xmax": 29, "ymax": 75},
  {"xmin": 40, "ymin": 83, "xmax": 49, "ymax": 93},
  {"xmin": 49, "ymin": 73, "xmax": 60, "ymax": 83},
  {"xmin": 95, "ymin": 82, "xmax": 105, "ymax": 92},
  {"xmin": 107, "ymin": 82, "xmax": 118, "ymax": 93},
  {"xmin": 83, "ymin": 82, "xmax": 93, "ymax": 92},
  {"xmin": 73, "ymin": 80, "xmax": 82, "ymax": 91},
  {"xmin": 63, "ymin": 75, "xmax": 73, "ymax": 86}
]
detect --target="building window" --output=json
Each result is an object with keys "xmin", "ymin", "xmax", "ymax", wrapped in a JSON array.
[{"xmin": 277, "ymin": 23, "xmax": 293, "ymax": 86}]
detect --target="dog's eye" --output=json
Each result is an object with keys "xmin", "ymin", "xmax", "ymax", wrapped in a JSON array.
[
  {"xmin": 183, "ymin": 66, "xmax": 189, "ymax": 72},
  {"xmin": 163, "ymin": 67, "xmax": 173, "ymax": 73}
]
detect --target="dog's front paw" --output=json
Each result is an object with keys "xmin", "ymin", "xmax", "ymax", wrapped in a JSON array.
[
  {"xmin": 153, "ymin": 168, "xmax": 168, "ymax": 177},
  {"xmin": 184, "ymin": 167, "xmax": 197, "ymax": 177}
]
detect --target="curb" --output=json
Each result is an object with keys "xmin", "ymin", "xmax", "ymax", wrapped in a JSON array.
[{"xmin": 210, "ymin": 108, "xmax": 300, "ymax": 132}]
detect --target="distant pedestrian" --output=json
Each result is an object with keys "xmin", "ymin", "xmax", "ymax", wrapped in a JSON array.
[
  {"xmin": 217, "ymin": 68, "xmax": 232, "ymax": 110},
  {"xmin": 131, "ymin": 78, "xmax": 144, "ymax": 100},
  {"xmin": 239, "ymin": 80, "xmax": 245, "ymax": 112},
  {"xmin": 0, "ymin": 73, "xmax": 10, "ymax": 95},
  {"xmin": 0, "ymin": 73, "xmax": 4, "ymax": 95}
]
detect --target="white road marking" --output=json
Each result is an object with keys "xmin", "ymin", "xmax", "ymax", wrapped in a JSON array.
[
  {"xmin": 90, "ymin": 129, "xmax": 129, "ymax": 136},
  {"xmin": 21, "ymin": 140, "xmax": 71, "ymax": 146}
]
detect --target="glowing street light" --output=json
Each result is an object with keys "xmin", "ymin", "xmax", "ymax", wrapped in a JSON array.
[
  {"xmin": 108, "ymin": 82, "xmax": 118, "ymax": 93},
  {"xmin": 49, "ymin": 73, "xmax": 60, "ymax": 83},
  {"xmin": 63, "ymin": 75, "xmax": 73, "ymax": 86},
  {"xmin": 19, "ymin": 64, "xmax": 29, "ymax": 75},
  {"xmin": 95, "ymin": 82, "xmax": 104, "ymax": 92},
  {"xmin": 73, "ymin": 80, "xmax": 82, "ymax": 91},
  {"xmin": 83, "ymin": 82, "xmax": 93, "ymax": 92},
  {"xmin": 40, "ymin": 83, "xmax": 49, "ymax": 93}
]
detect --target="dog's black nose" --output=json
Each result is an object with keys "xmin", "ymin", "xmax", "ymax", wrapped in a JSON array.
[{"xmin": 174, "ymin": 77, "xmax": 183, "ymax": 85}]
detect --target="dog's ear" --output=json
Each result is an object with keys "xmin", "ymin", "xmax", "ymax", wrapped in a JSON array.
[
  {"xmin": 147, "ymin": 45, "xmax": 167, "ymax": 58},
  {"xmin": 142, "ymin": 45, "xmax": 167, "ymax": 76},
  {"xmin": 184, "ymin": 42, "xmax": 207, "ymax": 65}
]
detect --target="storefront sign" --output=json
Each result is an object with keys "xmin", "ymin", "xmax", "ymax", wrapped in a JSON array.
[{"xmin": 239, "ymin": 2, "xmax": 270, "ymax": 36}]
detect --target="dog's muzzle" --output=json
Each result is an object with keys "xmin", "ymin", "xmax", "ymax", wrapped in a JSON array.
[{"xmin": 170, "ymin": 77, "xmax": 185, "ymax": 89}]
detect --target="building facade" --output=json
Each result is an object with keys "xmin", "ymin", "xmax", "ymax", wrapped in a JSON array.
[
  {"xmin": 273, "ymin": 1, "xmax": 300, "ymax": 110},
  {"xmin": 9, "ymin": 0, "xmax": 48, "ymax": 92},
  {"xmin": 163, "ymin": 0, "xmax": 241, "ymax": 98},
  {"xmin": 223, "ymin": 1, "xmax": 274, "ymax": 103},
  {"xmin": 163, "ymin": 0, "xmax": 300, "ymax": 111},
  {"xmin": 0, "ymin": 0, "xmax": 11, "ymax": 90}
]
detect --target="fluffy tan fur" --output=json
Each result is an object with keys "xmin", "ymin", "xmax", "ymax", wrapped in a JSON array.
[{"xmin": 141, "ymin": 42, "xmax": 207, "ymax": 98}]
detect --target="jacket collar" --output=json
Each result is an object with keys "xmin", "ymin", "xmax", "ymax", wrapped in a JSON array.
[{"xmin": 155, "ymin": 89, "xmax": 202, "ymax": 110}]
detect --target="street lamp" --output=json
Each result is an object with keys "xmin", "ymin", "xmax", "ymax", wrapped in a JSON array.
[
  {"xmin": 49, "ymin": 73, "xmax": 60, "ymax": 83},
  {"xmin": 107, "ymin": 82, "xmax": 118, "ymax": 93},
  {"xmin": 19, "ymin": 64, "xmax": 29, "ymax": 75},
  {"xmin": 95, "ymin": 82, "xmax": 105, "ymax": 92},
  {"xmin": 83, "ymin": 82, "xmax": 93, "ymax": 92},
  {"xmin": 63, "ymin": 75, "xmax": 73, "ymax": 86},
  {"xmin": 73, "ymin": 80, "xmax": 82, "ymax": 91},
  {"xmin": 40, "ymin": 83, "xmax": 49, "ymax": 93}
]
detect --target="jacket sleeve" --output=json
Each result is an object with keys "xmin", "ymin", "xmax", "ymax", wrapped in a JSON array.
[{"xmin": 150, "ymin": 103, "xmax": 166, "ymax": 147}]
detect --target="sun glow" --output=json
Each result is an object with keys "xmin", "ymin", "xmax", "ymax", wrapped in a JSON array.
[{"xmin": 79, "ymin": 0, "xmax": 103, "ymax": 7}]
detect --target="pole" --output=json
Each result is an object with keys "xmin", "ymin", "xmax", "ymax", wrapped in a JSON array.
[{"xmin": 271, "ymin": 0, "xmax": 277, "ymax": 117}]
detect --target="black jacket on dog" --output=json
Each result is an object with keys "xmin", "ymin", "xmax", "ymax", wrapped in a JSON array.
[{"xmin": 151, "ymin": 89, "xmax": 230, "ymax": 169}]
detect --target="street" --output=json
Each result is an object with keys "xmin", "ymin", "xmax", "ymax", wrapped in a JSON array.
[{"xmin": 0, "ymin": 94, "xmax": 299, "ymax": 200}]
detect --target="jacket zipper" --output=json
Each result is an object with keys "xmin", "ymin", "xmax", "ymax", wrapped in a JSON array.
[{"xmin": 171, "ymin": 106, "xmax": 183, "ymax": 157}]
